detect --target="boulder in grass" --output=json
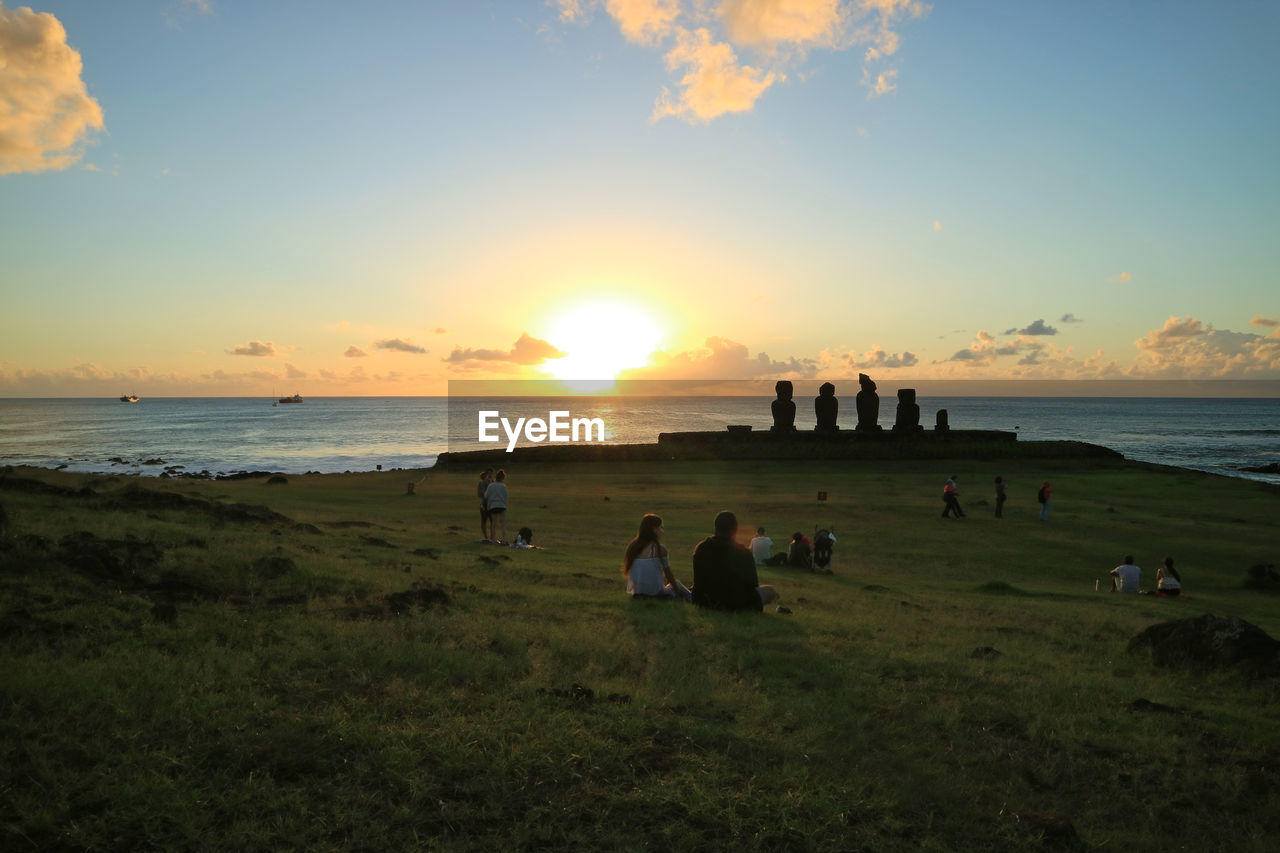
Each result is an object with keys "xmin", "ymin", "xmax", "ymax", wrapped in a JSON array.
[{"xmin": 1129, "ymin": 614, "xmax": 1280, "ymax": 676}]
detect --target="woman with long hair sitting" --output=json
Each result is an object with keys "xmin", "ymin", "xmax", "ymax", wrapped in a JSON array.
[{"xmin": 623, "ymin": 513, "xmax": 691, "ymax": 602}]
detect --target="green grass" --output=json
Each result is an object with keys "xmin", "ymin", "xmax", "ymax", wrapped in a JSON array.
[{"xmin": 2, "ymin": 458, "xmax": 1278, "ymax": 851}]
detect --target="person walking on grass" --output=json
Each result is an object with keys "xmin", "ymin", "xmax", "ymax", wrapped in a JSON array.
[
  {"xmin": 994, "ymin": 475, "xmax": 1007, "ymax": 518},
  {"xmin": 941, "ymin": 475, "xmax": 965, "ymax": 518},
  {"xmin": 484, "ymin": 469, "xmax": 509, "ymax": 544},
  {"xmin": 692, "ymin": 511, "xmax": 780, "ymax": 613},
  {"xmin": 1038, "ymin": 480, "xmax": 1053, "ymax": 521}
]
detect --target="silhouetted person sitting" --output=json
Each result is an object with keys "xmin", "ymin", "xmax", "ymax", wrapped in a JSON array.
[
  {"xmin": 771, "ymin": 380, "xmax": 796, "ymax": 433},
  {"xmin": 692, "ymin": 511, "xmax": 778, "ymax": 612},
  {"xmin": 814, "ymin": 382, "xmax": 839, "ymax": 432},
  {"xmin": 786, "ymin": 531, "xmax": 812, "ymax": 569}
]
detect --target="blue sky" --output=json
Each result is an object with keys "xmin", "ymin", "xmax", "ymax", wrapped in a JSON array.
[{"xmin": 2, "ymin": 1, "xmax": 1278, "ymax": 395}]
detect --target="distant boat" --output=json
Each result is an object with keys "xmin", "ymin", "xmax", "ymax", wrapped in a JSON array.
[
  {"xmin": 278, "ymin": 394, "xmax": 304, "ymax": 404},
  {"xmin": 119, "ymin": 394, "xmax": 139, "ymax": 403}
]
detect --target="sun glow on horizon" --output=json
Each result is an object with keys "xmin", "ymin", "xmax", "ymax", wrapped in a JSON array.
[{"xmin": 543, "ymin": 301, "xmax": 663, "ymax": 380}]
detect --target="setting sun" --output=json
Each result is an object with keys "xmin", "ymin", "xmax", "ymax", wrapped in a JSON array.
[{"xmin": 543, "ymin": 301, "xmax": 663, "ymax": 380}]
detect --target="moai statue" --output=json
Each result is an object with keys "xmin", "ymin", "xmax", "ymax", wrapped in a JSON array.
[
  {"xmin": 893, "ymin": 388, "xmax": 922, "ymax": 432},
  {"xmin": 855, "ymin": 373, "xmax": 882, "ymax": 431},
  {"xmin": 771, "ymin": 380, "xmax": 796, "ymax": 433},
  {"xmin": 814, "ymin": 382, "xmax": 839, "ymax": 432},
  {"xmin": 936, "ymin": 409, "xmax": 950, "ymax": 431}
]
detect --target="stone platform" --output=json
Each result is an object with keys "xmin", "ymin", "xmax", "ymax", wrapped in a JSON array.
[{"xmin": 433, "ymin": 427, "xmax": 1123, "ymax": 469}]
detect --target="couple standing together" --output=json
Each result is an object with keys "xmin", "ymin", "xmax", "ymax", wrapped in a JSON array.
[{"xmin": 623, "ymin": 511, "xmax": 780, "ymax": 612}]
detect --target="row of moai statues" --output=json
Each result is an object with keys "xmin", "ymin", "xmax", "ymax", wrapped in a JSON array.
[{"xmin": 770, "ymin": 375, "xmax": 949, "ymax": 433}]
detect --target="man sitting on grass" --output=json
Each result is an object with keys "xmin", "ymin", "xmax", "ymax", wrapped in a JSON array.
[
  {"xmin": 692, "ymin": 511, "xmax": 779, "ymax": 613},
  {"xmin": 1110, "ymin": 556, "xmax": 1141, "ymax": 593}
]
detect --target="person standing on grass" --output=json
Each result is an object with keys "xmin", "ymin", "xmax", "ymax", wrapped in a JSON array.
[
  {"xmin": 692, "ymin": 510, "xmax": 779, "ymax": 612},
  {"xmin": 941, "ymin": 475, "xmax": 965, "ymax": 518},
  {"xmin": 1110, "ymin": 556, "xmax": 1141, "ymax": 593},
  {"xmin": 1038, "ymin": 480, "xmax": 1053, "ymax": 521},
  {"xmin": 994, "ymin": 475, "xmax": 1007, "ymax": 518},
  {"xmin": 1156, "ymin": 556, "xmax": 1182, "ymax": 596},
  {"xmin": 623, "ymin": 514, "xmax": 690, "ymax": 601},
  {"xmin": 477, "ymin": 468, "xmax": 494, "ymax": 540},
  {"xmin": 484, "ymin": 469, "xmax": 509, "ymax": 544}
]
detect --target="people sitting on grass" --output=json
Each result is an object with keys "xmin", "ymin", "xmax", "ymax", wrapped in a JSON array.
[
  {"xmin": 623, "ymin": 514, "xmax": 691, "ymax": 601},
  {"xmin": 1156, "ymin": 556, "xmax": 1182, "ymax": 596},
  {"xmin": 692, "ymin": 511, "xmax": 779, "ymax": 612},
  {"xmin": 749, "ymin": 526, "xmax": 773, "ymax": 564},
  {"xmin": 786, "ymin": 531, "xmax": 812, "ymax": 569},
  {"xmin": 1110, "ymin": 555, "xmax": 1141, "ymax": 593}
]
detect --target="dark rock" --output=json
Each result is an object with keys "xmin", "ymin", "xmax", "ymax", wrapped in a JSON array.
[
  {"xmin": 1008, "ymin": 812, "xmax": 1082, "ymax": 849},
  {"xmin": 1128, "ymin": 698, "xmax": 1180, "ymax": 714},
  {"xmin": 385, "ymin": 585, "xmax": 450, "ymax": 614},
  {"xmin": 266, "ymin": 475, "xmax": 288, "ymax": 485},
  {"xmin": 58, "ymin": 531, "xmax": 163, "ymax": 581},
  {"xmin": 1128, "ymin": 614, "xmax": 1280, "ymax": 675},
  {"xmin": 1245, "ymin": 563, "xmax": 1280, "ymax": 591},
  {"xmin": 815, "ymin": 382, "xmax": 840, "ymax": 432},
  {"xmin": 141, "ymin": 458, "xmax": 167, "ymax": 466},
  {"xmin": 970, "ymin": 646, "xmax": 1002, "ymax": 659},
  {"xmin": 252, "ymin": 556, "xmax": 296, "ymax": 578},
  {"xmin": 215, "ymin": 471, "xmax": 277, "ymax": 481},
  {"xmin": 1240, "ymin": 462, "xmax": 1280, "ymax": 474}
]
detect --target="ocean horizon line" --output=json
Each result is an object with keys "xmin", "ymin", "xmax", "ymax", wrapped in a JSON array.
[{"xmin": 4, "ymin": 378, "xmax": 1280, "ymax": 401}]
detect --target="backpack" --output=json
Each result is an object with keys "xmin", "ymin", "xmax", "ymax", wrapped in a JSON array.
[
  {"xmin": 813, "ymin": 530, "xmax": 834, "ymax": 570},
  {"xmin": 1037, "ymin": 487, "xmax": 1046, "ymax": 504}
]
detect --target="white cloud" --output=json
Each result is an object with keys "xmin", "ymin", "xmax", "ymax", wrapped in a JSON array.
[
  {"xmin": 229, "ymin": 340, "xmax": 277, "ymax": 357},
  {"xmin": 554, "ymin": 0, "xmax": 928, "ymax": 122},
  {"xmin": 652, "ymin": 27, "xmax": 778, "ymax": 123},
  {"xmin": 0, "ymin": 3, "xmax": 104, "ymax": 174}
]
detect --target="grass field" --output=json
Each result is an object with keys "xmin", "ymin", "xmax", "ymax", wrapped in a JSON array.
[{"xmin": 2, "ymin": 457, "xmax": 1278, "ymax": 851}]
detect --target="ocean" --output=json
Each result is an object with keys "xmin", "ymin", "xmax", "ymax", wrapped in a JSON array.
[{"xmin": 1, "ymin": 396, "xmax": 1278, "ymax": 483}]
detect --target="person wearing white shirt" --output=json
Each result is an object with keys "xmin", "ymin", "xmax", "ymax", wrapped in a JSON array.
[{"xmin": 1110, "ymin": 556, "xmax": 1141, "ymax": 593}]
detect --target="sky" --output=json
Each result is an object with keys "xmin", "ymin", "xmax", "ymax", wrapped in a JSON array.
[{"xmin": 1, "ymin": 0, "xmax": 1278, "ymax": 397}]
